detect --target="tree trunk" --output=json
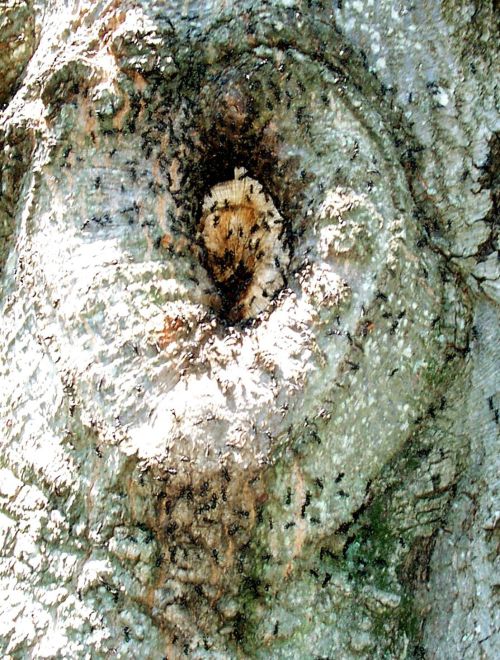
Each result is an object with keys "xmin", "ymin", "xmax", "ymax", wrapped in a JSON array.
[{"xmin": 0, "ymin": 1, "xmax": 498, "ymax": 657}]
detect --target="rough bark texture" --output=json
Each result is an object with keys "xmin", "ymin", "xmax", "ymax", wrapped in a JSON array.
[{"xmin": 0, "ymin": 0, "xmax": 498, "ymax": 658}]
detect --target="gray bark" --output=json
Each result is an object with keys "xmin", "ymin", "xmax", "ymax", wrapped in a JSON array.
[{"xmin": 0, "ymin": 0, "xmax": 498, "ymax": 658}]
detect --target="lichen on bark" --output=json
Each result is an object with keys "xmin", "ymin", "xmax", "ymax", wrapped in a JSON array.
[{"xmin": 0, "ymin": 0, "xmax": 498, "ymax": 658}]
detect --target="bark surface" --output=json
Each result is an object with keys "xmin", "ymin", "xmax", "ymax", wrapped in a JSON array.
[{"xmin": 0, "ymin": 1, "xmax": 498, "ymax": 658}]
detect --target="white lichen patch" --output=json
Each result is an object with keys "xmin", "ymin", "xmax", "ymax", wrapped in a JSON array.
[
  {"xmin": 198, "ymin": 167, "xmax": 290, "ymax": 321},
  {"xmin": 299, "ymin": 262, "xmax": 352, "ymax": 310},
  {"xmin": 317, "ymin": 188, "xmax": 383, "ymax": 258}
]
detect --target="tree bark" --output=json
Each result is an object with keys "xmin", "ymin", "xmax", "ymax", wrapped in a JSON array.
[{"xmin": 0, "ymin": 0, "xmax": 498, "ymax": 658}]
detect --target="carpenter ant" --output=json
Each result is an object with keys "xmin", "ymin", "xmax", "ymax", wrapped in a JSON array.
[
  {"xmin": 301, "ymin": 491, "xmax": 311, "ymax": 517},
  {"xmin": 322, "ymin": 573, "xmax": 332, "ymax": 588},
  {"xmin": 488, "ymin": 396, "xmax": 499, "ymax": 425}
]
